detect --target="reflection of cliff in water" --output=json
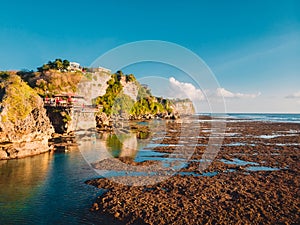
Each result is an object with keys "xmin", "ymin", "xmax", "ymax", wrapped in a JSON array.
[
  {"xmin": 77, "ymin": 131, "xmax": 140, "ymax": 167},
  {"xmin": 77, "ymin": 119, "xmax": 167, "ymax": 166},
  {"xmin": 0, "ymin": 152, "xmax": 52, "ymax": 209},
  {"xmin": 102, "ymin": 120, "xmax": 167, "ymax": 160},
  {"xmin": 105, "ymin": 133, "xmax": 138, "ymax": 158}
]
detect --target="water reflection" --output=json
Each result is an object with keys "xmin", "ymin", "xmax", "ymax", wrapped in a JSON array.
[
  {"xmin": 0, "ymin": 153, "xmax": 52, "ymax": 220},
  {"xmin": 79, "ymin": 132, "xmax": 140, "ymax": 164},
  {"xmin": 0, "ymin": 146, "xmax": 118, "ymax": 224},
  {"xmin": 106, "ymin": 133, "xmax": 138, "ymax": 158}
]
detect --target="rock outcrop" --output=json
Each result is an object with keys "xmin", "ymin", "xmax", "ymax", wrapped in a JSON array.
[
  {"xmin": 0, "ymin": 73, "xmax": 54, "ymax": 159},
  {"xmin": 171, "ymin": 99, "xmax": 195, "ymax": 115},
  {"xmin": 88, "ymin": 72, "xmax": 195, "ymax": 129},
  {"xmin": 76, "ymin": 70, "xmax": 111, "ymax": 100}
]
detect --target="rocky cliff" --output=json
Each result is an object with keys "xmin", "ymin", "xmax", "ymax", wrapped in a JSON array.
[
  {"xmin": 0, "ymin": 73, "xmax": 54, "ymax": 159},
  {"xmin": 171, "ymin": 99, "xmax": 195, "ymax": 115}
]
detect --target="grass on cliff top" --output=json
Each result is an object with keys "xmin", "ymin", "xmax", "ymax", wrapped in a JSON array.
[{"xmin": 0, "ymin": 72, "xmax": 39, "ymax": 123}]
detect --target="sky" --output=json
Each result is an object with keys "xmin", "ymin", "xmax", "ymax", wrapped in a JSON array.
[{"xmin": 0, "ymin": 0, "xmax": 300, "ymax": 113}]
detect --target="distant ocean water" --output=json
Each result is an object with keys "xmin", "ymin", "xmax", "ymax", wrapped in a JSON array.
[{"xmin": 199, "ymin": 113, "xmax": 300, "ymax": 123}]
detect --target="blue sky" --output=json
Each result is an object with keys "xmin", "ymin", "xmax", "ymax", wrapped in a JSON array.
[{"xmin": 1, "ymin": 0, "xmax": 299, "ymax": 112}]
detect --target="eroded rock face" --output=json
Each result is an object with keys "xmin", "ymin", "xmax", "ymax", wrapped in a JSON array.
[
  {"xmin": 0, "ymin": 101, "xmax": 54, "ymax": 159},
  {"xmin": 122, "ymin": 81, "xmax": 138, "ymax": 101},
  {"xmin": 0, "ymin": 74, "xmax": 54, "ymax": 159},
  {"xmin": 171, "ymin": 99, "xmax": 195, "ymax": 115}
]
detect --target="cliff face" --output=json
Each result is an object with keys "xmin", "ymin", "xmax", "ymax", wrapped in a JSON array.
[
  {"xmin": 76, "ymin": 71, "xmax": 111, "ymax": 102},
  {"xmin": 0, "ymin": 73, "xmax": 54, "ymax": 159},
  {"xmin": 122, "ymin": 81, "xmax": 139, "ymax": 101},
  {"xmin": 171, "ymin": 99, "xmax": 195, "ymax": 115}
]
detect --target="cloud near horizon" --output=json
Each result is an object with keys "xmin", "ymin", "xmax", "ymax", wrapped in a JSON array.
[
  {"xmin": 285, "ymin": 91, "xmax": 300, "ymax": 99},
  {"xmin": 168, "ymin": 77, "xmax": 205, "ymax": 101},
  {"xmin": 169, "ymin": 77, "xmax": 204, "ymax": 100},
  {"xmin": 168, "ymin": 77, "xmax": 261, "ymax": 102},
  {"xmin": 216, "ymin": 88, "xmax": 261, "ymax": 99},
  {"xmin": 285, "ymin": 91, "xmax": 300, "ymax": 105}
]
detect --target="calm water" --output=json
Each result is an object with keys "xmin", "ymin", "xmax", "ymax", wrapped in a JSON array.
[
  {"xmin": 0, "ymin": 114, "xmax": 299, "ymax": 224},
  {"xmin": 0, "ymin": 149, "xmax": 121, "ymax": 225}
]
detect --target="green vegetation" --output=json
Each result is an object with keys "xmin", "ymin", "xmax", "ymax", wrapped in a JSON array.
[
  {"xmin": 126, "ymin": 74, "xmax": 136, "ymax": 82},
  {"xmin": 0, "ymin": 73, "xmax": 39, "ymax": 123},
  {"xmin": 37, "ymin": 59, "xmax": 70, "ymax": 72},
  {"xmin": 130, "ymin": 97, "xmax": 168, "ymax": 116},
  {"xmin": 136, "ymin": 83, "xmax": 152, "ymax": 100},
  {"xmin": 112, "ymin": 93, "xmax": 135, "ymax": 115},
  {"xmin": 0, "ymin": 72, "xmax": 9, "ymax": 80},
  {"xmin": 0, "ymin": 62, "xmax": 175, "ymax": 125},
  {"xmin": 106, "ymin": 134, "xmax": 122, "ymax": 157},
  {"xmin": 157, "ymin": 98, "xmax": 173, "ymax": 114},
  {"xmin": 93, "ymin": 71, "xmax": 173, "ymax": 117},
  {"xmin": 60, "ymin": 111, "xmax": 72, "ymax": 123},
  {"xmin": 93, "ymin": 72, "xmax": 123, "ymax": 115}
]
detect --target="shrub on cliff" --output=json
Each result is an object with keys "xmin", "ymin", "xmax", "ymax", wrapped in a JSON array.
[
  {"xmin": 93, "ymin": 73, "xmax": 123, "ymax": 115},
  {"xmin": 0, "ymin": 72, "xmax": 40, "ymax": 123},
  {"xmin": 93, "ymin": 71, "xmax": 173, "ymax": 118},
  {"xmin": 112, "ymin": 93, "xmax": 135, "ymax": 115}
]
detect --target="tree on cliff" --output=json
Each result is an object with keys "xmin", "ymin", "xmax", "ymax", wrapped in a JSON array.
[{"xmin": 37, "ymin": 59, "xmax": 70, "ymax": 72}]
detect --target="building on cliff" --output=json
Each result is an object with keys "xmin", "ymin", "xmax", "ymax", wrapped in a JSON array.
[
  {"xmin": 68, "ymin": 62, "xmax": 81, "ymax": 71},
  {"xmin": 87, "ymin": 66, "xmax": 111, "ymax": 74}
]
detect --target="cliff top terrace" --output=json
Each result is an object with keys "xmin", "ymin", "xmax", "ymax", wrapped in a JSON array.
[{"xmin": 44, "ymin": 94, "xmax": 86, "ymax": 107}]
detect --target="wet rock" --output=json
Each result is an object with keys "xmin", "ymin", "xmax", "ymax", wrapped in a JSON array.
[
  {"xmin": 86, "ymin": 117, "xmax": 300, "ymax": 224},
  {"xmin": 91, "ymin": 203, "xmax": 99, "ymax": 211}
]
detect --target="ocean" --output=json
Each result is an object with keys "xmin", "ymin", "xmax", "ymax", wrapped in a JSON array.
[{"xmin": 199, "ymin": 113, "xmax": 300, "ymax": 123}]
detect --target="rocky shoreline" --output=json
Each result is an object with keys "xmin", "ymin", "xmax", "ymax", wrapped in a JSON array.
[{"xmin": 86, "ymin": 117, "xmax": 300, "ymax": 224}]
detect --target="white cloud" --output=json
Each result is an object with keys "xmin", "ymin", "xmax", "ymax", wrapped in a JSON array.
[
  {"xmin": 168, "ymin": 78, "xmax": 261, "ymax": 102},
  {"xmin": 168, "ymin": 77, "xmax": 204, "ymax": 101},
  {"xmin": 286, "ymin": 91, "xmax": 300, "ymax": 99},
  {"xmin": 216, "ymin": 88, "xmax": 261, "ymax": 99}
]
